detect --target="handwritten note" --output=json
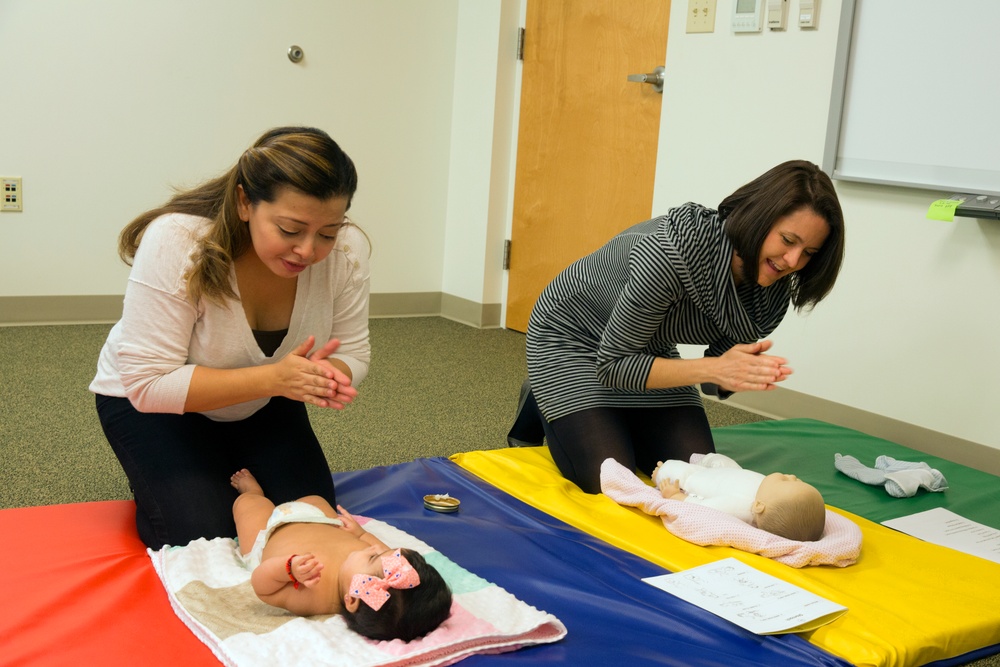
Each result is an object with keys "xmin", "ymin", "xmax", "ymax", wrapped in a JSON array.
[
  {"xmin": 643, "ymin": 558, "xmax": 847, "ymax": 635},
  {"xmin": 926, "ymin": 199, "xmax": 961, "ymax": 221},
  {"xmin": 882, "ymin": 507, "xmax": 1000, "ymax": 565}
]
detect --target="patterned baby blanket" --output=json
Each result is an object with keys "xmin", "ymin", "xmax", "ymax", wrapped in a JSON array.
[
  {"xmin": 149, "ymin": 517, "xmax": 566, "ymax": 667},
  {"xmin": 600, "ymin": 458, "xmax": 862, "ymax": 568}
]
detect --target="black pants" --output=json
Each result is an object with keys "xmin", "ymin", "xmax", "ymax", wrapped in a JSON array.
[
  {"xmin": 95, "ymin": 394, "xmax": 336, "ymax": 549},
  {"xmin": 542, "ymin": 405, "xmax": 715, "ymax": 494}
]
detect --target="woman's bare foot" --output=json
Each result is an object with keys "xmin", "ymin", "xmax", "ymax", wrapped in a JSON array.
[{"xmin": 230, "ymin": 468, "xmax": 264, "ymax": 495}]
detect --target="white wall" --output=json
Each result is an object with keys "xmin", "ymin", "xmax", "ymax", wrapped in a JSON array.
[
  {"xmin": 654, "ymin": 0, "xmax": 999, "ymax": 454},
  {"xmin": 441, "ymin": 0, "xmax": 518, "ymax": 305},
  {"xmin": 0, "ymin": 0, "xmax": 492, "ymax": 299}
]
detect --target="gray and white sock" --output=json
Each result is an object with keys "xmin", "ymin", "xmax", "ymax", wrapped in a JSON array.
[
  {"xmin": 834, "ymin": 453, "xmax": 888, "ymax": 486},
  {"xmin": 875, "ymin": 456, "xmax": 931, "ymax": 472},
  {"xmin": 835, "ymin": 453, "xmax": 948, "ymax": 497},
  {"xmin": 883, "ymin": 468, "xmax": 948, "ymax": 497}
]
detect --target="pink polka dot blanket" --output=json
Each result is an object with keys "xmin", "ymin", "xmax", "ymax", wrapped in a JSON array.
[
  {"xmin": 600, "ymin": 458, "xmax": 862, "ymax": 568},
  {"xmin": 148, "ymin": 517, "xmax": 566, "ymax": 667}
]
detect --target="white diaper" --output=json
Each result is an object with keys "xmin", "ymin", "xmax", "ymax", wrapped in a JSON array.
[{"xmin": 241, "ymin": 500, "xmax": 343, "ymax": 569}]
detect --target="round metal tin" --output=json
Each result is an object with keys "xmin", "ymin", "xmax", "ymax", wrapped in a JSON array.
[{"xmin": 423, "ymin": 494, "xmax": 460, "ymax": 513}]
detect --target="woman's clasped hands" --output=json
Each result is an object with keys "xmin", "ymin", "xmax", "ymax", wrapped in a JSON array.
[
  {"xmin": 717, "ymin": 339, "xmax": 792, "ymax": 392},
  {"xmin": 274, "ymin": 335, "xmax": 358, "ymax": 409}
]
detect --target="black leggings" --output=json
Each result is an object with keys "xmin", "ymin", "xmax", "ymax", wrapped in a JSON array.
[
  {"xmin": 542, "ymin": 405, "xmax": 715, "ymax": 494},
  {"xmin": 96, "ymin": 394, "xmax": 336, "ymax": 550}
]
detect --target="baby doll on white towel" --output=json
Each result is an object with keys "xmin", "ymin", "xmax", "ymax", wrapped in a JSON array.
[
  {"xmin": 231, "ymin": 469, "xmax": 452, "ymax": 641},
  {"xmin": 653, "ymin": 453, "xmax": 826, "ymax": 542}
]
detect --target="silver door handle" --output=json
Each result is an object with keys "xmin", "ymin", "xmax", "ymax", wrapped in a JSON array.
[{"xmin": 627, "ymin": 66, "xmax": 664, "ymax": 93}]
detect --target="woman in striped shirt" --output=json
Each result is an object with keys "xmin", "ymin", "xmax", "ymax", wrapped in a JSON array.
[{"xmin": 510, "ymin": 160, "xmax": 845, "ymax": 494}]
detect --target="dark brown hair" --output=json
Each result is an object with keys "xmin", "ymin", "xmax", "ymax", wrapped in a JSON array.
[
  {"xmin": 719, "ymin": 160, "xmax": 844, "ymax": 310},
  {"xmin": 117, "ymin": 126, "xmax": 357, "ymax": 304},
  {"xmin": 344, "ymin": 549, "xmax": 453, "ymax": 642}
]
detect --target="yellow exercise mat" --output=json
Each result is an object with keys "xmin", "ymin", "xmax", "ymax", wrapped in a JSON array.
[{"xmin": 452, "ymin": 447, "xmax": 1000, "ymax": 667}]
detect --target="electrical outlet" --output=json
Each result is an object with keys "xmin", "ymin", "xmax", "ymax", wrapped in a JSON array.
[
  {"xmin": 2, "ymin": 177, "xmax": 22, "ymax": 212},
  {"xmin": 686, "ymin": 0, "xmax": 717, "ymax": 33}
]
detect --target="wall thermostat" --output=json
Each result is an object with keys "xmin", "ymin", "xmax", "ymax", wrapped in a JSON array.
[
  {"xmin": 733, "ymin": 0, "xmax": 764, "ymax": 32},
  {"xmin": 732, "ymin": 0, "xmax": 764, "ymax": 32}
]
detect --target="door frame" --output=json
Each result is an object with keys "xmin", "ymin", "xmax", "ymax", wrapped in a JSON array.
[{"xmin": 498, "ymin": 0, "xmax": 671, "ymax": 331}]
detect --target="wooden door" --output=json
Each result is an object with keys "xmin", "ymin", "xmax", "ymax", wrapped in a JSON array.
[{"xmin": 505, "ymin": 0, "xmax": 671, "ymax": 332}]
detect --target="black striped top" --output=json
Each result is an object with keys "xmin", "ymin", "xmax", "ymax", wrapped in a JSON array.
[{"xmin": 525, "ymin": 203, "xmax": 791, "ymax": 421}]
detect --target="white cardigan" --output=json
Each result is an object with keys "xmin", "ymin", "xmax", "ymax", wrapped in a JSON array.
[{"xmin": 90, "ymin": 213, "xmax": 371, "ymax": 421}]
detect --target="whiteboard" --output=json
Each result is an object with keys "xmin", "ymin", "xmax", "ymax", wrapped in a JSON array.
[{"xmin": 823, "ymin": 0, "xmax": 1000, "ymax": 195}]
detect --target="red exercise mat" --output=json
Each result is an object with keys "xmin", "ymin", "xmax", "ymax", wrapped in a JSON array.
[{"xmin": 0, "ymin": 501, "xmax": 218, "ymax": 667}]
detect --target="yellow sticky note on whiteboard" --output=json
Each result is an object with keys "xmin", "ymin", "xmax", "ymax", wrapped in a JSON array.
[{"xmin": 927, "ymin": 199, "xmax": 961, "ymax": 221}]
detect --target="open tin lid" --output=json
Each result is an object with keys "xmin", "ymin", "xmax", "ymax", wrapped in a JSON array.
[{"xmin": 423, "ymin": 494, "xmax": 460, "ymax": 513}]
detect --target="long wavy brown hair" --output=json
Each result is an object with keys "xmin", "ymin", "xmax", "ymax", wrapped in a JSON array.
[{"xmin": 118, "ymin": 126, "xmax": 358, "ymax": 304}]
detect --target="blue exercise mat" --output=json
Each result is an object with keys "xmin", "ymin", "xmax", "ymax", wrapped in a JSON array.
[{"xmin": 334, "ymin": 457, "xmax": 850, "ymax": 667}]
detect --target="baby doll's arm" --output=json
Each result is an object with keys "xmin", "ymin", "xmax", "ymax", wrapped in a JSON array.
[
  {"xmin": 336, "ymin": 505, "xmax": 391, "ymax": 552},
  {"xmin": 658, "ymin": 478, "xmax": 689, "ymax": 501},
  {"xmin": 252, "ymin": 553, "xmax": 324, "ymax": 598}
]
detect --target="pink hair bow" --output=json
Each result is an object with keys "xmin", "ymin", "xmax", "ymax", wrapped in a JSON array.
[{"xmin": 349, "ymin": 549, "xmax": 421, "ymax": 611}]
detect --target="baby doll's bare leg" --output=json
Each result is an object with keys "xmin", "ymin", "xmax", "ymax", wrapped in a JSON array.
[{"xmin": 231, "ymin": 469, "xmax": 275, "ymax": 556}]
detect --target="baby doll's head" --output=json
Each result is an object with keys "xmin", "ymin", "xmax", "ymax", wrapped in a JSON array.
[
  {"xmin": 345, "ymin": 548, "xmax": 452, "ymax": 642},
  {"xmin": 751, "ymin": 473, "xmax": 826, "ymax": 541}
]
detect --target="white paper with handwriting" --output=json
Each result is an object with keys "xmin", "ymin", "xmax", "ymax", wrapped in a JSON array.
[
  {"xmin": 882, "ymin": 507, "xmax": 1000, "ymax": 565},
  {"xmin": 643, "ymin": 558, "xmax": 847, "ymax": 635}
]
